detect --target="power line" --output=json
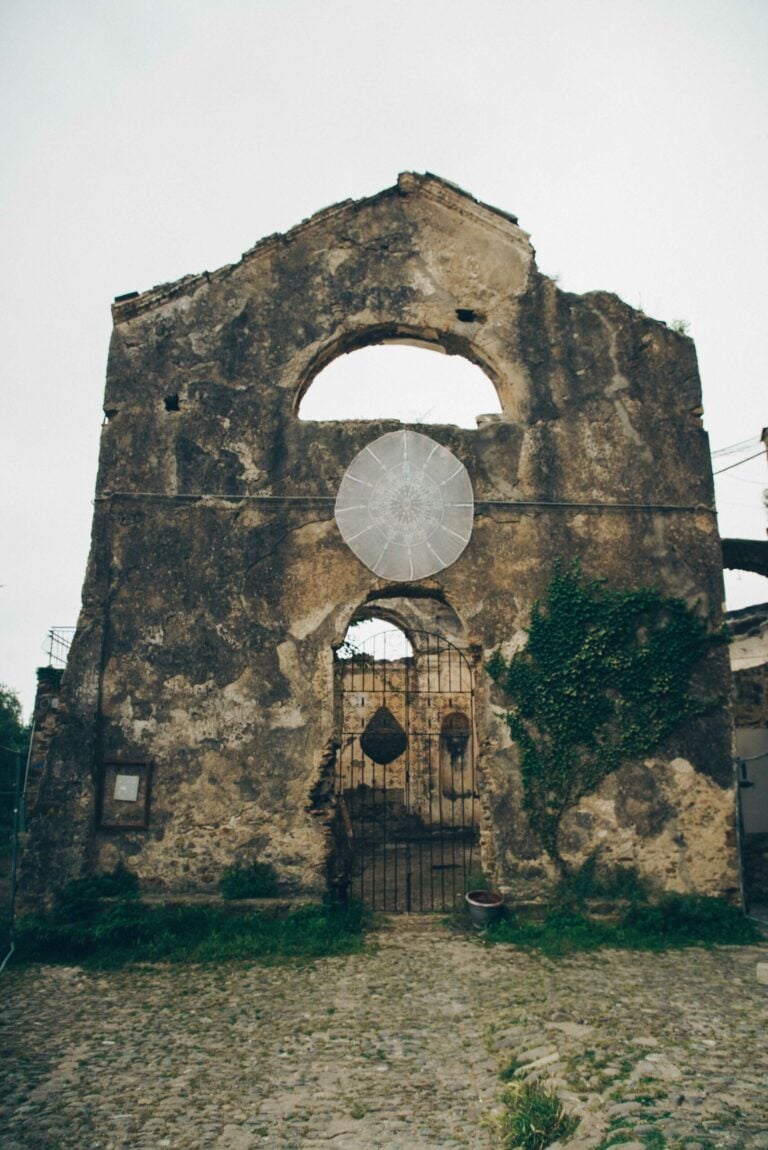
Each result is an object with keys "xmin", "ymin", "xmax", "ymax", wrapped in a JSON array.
[
  {"xmin": 711, "ymin": 437, "xmax": 763, "ymax": 457},
  {"xmin": 722, "ymin": 473, "xmax": 768, "ymax": 487},
  {"xmin": 713, "ymin": 450, "xmax": 766, "ymax": 476}
]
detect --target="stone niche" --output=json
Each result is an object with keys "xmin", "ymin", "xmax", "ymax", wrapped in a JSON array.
[{"xmin": 19, "ymin": 172, "xmax": 738, "ymax": 908}]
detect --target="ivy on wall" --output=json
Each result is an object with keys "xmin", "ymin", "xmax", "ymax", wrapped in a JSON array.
[{"xmin": 486, "ymin": 562, "xmax": 724, "ymax": 871}]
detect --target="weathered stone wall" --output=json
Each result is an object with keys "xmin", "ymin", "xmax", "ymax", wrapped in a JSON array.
[
  {"xmin": 729, "ymin": 601, "xmax": 768, "ymax": 728},
  {"xmin": 20, "ymin": 173, "xmax": 737, "ymax": 906},
  {"xmin": 734, "ymin": 666, "xmax": 768, "ymax": 727},
  {"xmin": 22, "ymin": 668, "xmax": 64, "ymax": 820}
]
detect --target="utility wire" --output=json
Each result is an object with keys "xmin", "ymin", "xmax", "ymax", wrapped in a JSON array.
[
  {"xmin": 711, "ymin": 437, "xmax": 763, "ymax": 457},
  {"xmin": 724, "ymin": 474, "xmax": 768, "ymax": 487},
  {"xmin": 713, "ymin": 450, "xmax": 765, "ymax": 475}
]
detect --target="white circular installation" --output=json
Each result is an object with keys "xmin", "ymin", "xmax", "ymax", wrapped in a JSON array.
[{"xmin": 334, "ymin": 430, "xmax": 474, "ymax": 581}]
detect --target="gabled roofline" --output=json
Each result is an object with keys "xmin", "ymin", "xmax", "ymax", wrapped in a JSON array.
[{"xmin": 111, "ymin": 172, "xmax": 529, "ymax": 322}]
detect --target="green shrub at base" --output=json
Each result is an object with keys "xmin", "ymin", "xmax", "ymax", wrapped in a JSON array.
[
  {"xmin": 620, "ymin": 892, "xmax": 759, "ymax": 944},
  {"xmin": 219, "ymin": 861, "xmax": 280, "ymax": 899},
  {"xmin": 53, "ymin": 862, "xmax": 140, "ymax": 919},
  {"xmin": 554, "ymin": 853, "xmax": 649, "ymax": 906},
  {"xmin": 484, "ymin": 893, "xmax": 760, "ymax": 957},
  {"xmin": 14, "ymin": 899, "xmax": 366, "ymax": 969}
]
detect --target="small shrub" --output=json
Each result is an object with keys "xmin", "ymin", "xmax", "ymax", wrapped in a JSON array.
[
  {"xmin": 466, "ymin": 869, "xmax": 491, "ymax": 892},
  {"xmin": 498, "ymin": 1056, "xmax": 521, "ymax": 1082},
  {"xmin": 35, "ymin": 666, "xmax": 64, "ymax": 688},
  {"xmin": 219, "ymin": 861, "xmax": 279, "ymax": 899},
  {"xmin": 493, "ymin": 1081, "xmax": 579, "ymax": 1150},
  {"xmin": 488, "ymin": 908, "xmax": 616, "ymax": 957},
  {"xmin": 670, "ymin": 318, "xmax": 690, "ymax": 335},
  {"xmin": 620, "ymin": 893, "xmax": 759, "ymax": 945},
  {"xmin": 555, "ymin": 853, "xmax": 649, "ymax": 908},
  {"xmin": 53, "ymin": 863, "xmax": 139, "ymax": 919},
  {"xmin": 593, "ymin": 865, "xmax": 649, "ymax": 903}
]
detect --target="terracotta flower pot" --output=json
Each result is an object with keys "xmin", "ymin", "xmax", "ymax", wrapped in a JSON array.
[{"xmin": 465, "ymin": 889, "xmax": 504, "ymax": 930}]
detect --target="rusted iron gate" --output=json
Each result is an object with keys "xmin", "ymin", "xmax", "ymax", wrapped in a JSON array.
[{"xmin": 334, "ymin": 629, "xmax": 478, "ymax": 912}]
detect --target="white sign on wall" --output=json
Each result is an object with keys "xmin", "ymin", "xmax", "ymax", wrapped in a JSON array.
[{"xmin": 114, "ymin": 774, "xmax": 140, "ymax": 803}]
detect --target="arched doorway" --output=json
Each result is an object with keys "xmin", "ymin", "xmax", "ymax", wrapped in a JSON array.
[{"xmin": 333, "ymin": 618, "xmax": 478, "ymax": 912}]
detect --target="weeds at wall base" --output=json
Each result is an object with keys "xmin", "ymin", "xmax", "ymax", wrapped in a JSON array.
[
  {"xmin": 11, "ymin": 862, "xmax": 367, "ymax": 968},
  {"xmin": 459, "ymin": 856, "xmax": 761, "ymax": 954},
  {"xmin": 480, "ymin": 893, "xmax": 760, "ymax": 957},
  {"xmin": 218, "ymin": 860, "xmax": 279, "ymax": 899},
  {"xmin": 12, "ymin": 898, "xmax": 367, "ymax": 969}
]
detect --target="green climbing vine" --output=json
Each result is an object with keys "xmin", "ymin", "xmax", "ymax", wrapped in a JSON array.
[{"xmin": 486, "ymin": 562, "xmax": 725, "ymax": 871}]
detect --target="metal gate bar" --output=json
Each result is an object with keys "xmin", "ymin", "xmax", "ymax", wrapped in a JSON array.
[{"xmin": 335, "ymin": 629, "xmax": 478, "ymax": 913}]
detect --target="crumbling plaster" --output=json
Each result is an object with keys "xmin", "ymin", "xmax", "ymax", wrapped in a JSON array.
[{"xmin": 20, "ymin": 173, "xmax": 737, "ymax": 905}]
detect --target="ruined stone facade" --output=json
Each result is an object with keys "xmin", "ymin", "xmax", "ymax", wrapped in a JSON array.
[{"xmin": 20, "ymin": 174, "xmax": 738, "ymax": 906}]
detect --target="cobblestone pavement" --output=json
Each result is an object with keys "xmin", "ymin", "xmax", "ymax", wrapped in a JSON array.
[{"xmin": 2, "ymin": 919, "xmax": 767, "ymax": 1150}]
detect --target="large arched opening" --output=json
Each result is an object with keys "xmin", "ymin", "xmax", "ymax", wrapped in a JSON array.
[{"xmin": 297, "ymin": 339, "xmax": 503, "ymax": 428}]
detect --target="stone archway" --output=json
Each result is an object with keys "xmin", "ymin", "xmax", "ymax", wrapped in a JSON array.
[{"xmin": 331, "ymin": 614, "xmax": 478, "ymax": 912}]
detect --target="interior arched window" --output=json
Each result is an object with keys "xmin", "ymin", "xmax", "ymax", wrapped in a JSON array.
[
  {"xmin": 336, "ymin": 616, "xmax": 413, "ymax": 661},
  {"xmin": 298, "ymin": 344, "xmax": 502, "ymax": 428}
]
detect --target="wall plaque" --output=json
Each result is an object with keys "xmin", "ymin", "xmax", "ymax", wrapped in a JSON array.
[{"xmin": 98, "ymin": 761, "xmax": 152, "ymax": 829}]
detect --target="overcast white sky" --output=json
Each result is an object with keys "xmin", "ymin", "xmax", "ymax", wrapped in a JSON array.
[{"xmin": 2, "ymin": 0, "xmax": 766, "ymax": 716}]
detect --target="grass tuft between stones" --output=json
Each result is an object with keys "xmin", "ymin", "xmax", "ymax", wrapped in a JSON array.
[{"xmin": 489, "ymin": 1080, "xmax": 579, "ymax": 1150}]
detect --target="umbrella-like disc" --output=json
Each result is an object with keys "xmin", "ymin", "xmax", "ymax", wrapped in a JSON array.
[{"xmin": 335, "ymin": 430, "xmax": 474, "ymax": 580}]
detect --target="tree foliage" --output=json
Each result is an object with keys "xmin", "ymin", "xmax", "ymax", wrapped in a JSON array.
[
  {"xmin": 1, "ymin": 684, "xmax": 29, "ymax": 831},
  {"xmin": 487, "ymin": 563, "xmax": 723, "ymax": 869},
  {"xmin": 0, "ymin": 683, "xmax": 28, "ymax": 752}
]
